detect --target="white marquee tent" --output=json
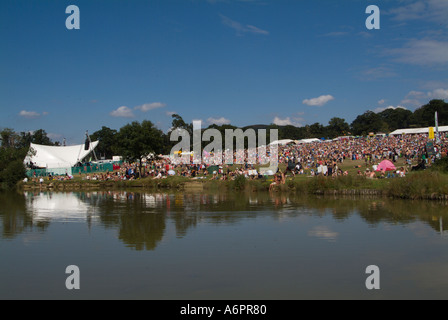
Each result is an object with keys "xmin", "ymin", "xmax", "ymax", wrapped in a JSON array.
[
  {"xmin": 389, "ymin": 126, "xmax": 448, "ymax": 136},
  {"xmin": 296, "ymin": 138, "xmax": 321, "ymax": 144},
  {"xmin": 25, "ymin": 141, "xmax": 99, "ymax": 169},
  {"xmin": 269, "ymin": 139, "xmax": 295, "ymax": 146}
]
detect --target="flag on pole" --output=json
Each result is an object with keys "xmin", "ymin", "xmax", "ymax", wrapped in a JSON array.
[
  {"xmin": 435, "ymin": 111, "xmax": 440, "ymax": 143},
  {"xmin": 429, "ymin": 127, "xmax": 435, "ymax": 140}
]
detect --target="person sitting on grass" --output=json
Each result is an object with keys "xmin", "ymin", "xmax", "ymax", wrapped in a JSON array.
[
  {"xmin": 269, "ymin": 170, "xmax": 285, "ymax": 191},
  {"xmin": 365, "ymin": 168, "xmax": 376, "ymax": 179},
  {"xmin": 153, "ymin": 171, "xmax": 163, "ymax": 179},
  {"xmin": 269, "ymin": 175, "xmax": 278, "ymax": 191}
]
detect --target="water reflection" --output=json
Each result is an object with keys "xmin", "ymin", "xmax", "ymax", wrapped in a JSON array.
[
  {"xmin": 1, "ymin": 191, "xmax": 447, "ymax": 250},
  {"xmin": 0, "ymin": 192, "xmax": 49, "ymax": 238}
]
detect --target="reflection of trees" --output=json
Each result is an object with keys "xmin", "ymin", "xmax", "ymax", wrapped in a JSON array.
[
  {"xmin": 0, "ymin": 191, "xmax": 49, "ymax": 239},
  {"xmin": 81, "ymin": 191, "xmax": 448, "ymax": 240},
  {"xmin": 170, "ymin": 193, "xmax": 199, "ymax": 238},
  {"xmin": 288, "ymin": 194, "xmax": 448, "ymax": 232},
  {"xmin": 170, "ymin": 192, "xmax": 262, "ymax": 237},
  {"xmin": 79, "ymin": 191, "xmax": 167, "ymax": 251},
  {"xmin": 118, "ymin": 210, "xmax": 166, "ymax": 251},
  {"xmin": 4, "ymin": 190, "xmax": 447, "ymax": 249}
]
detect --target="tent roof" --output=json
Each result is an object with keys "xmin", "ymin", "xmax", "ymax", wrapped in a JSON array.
[
  {"xmin": 296, "ymin": 138, "xmax": 321, "ymax": 144},
  {"xmin": 25, "ymin": 141, "xmax": 99, "ymax": 169},
  {"xmin": 269, "ymin": 139, "xmax": 294, "ymax": 145},
  {"xmin": 389, "ymin": 126, "xmax": 448, "ymax": 135}
]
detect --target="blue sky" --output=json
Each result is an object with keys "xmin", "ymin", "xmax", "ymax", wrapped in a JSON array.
[{"xmin": 1, "ymin": 0, "xmax": 448, "ymax": 144}]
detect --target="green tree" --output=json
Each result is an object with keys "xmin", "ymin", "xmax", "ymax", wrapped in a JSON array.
[
  {"xmin": 350, "ymin": 111, "xmax": 387, "ymax": 136},
  {"xmin": 17, "ymin": 131, "xmax": 33, "ymax": 149},
  {"xmin": 90, "ymin": 126, "xmax": 118, "ymax": 159},
  {"xmin": 378, "ymin": 108, "xmax": 413, "ymax": 132},
  {"xmin": 0, "ymin": 128, "xmax": 17, "ymax": 148},
  {"xmin": 115, "ymin": 120, "xmax": 164, "ymax": 174},
  {"xmin": 327, "ymin": 117, "xmax": 350, "ymax": 138},
  {"xmin": 0, "ymin": 128, "xmax": 29, "ymax": 190},
  {"xmin": 171, "ymin": 114, "xmax": 191, "ymax": 132},
  {"xmin": 30, "ymin": 129, "xmax": 53, "ymax": 145},
  {"xmin": 410, "ymin": 99, "xmax": 448, "ymax": 127},
  {"xmin": 309, "ymin": 122, "xmax": 326, "ymax": 138}
]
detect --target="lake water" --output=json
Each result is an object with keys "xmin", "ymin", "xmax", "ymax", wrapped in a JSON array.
[{"xmin": 1, "ymin": 190, "xmax": 448, "ymax": 300}]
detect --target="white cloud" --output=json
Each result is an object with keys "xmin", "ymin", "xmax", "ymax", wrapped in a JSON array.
[
  {"xmin": 387, "ymin": 39, "xmax": 448, "ymax": 66},
  {"xmin": 19, "ymin": 110, "xmax": 41, "ymax": 119},
  {"xmin": 428, "ymin": 88, "xmax": 448, "ymax": 100},
  {"xmin": 207, "ymin": 117, "xmax": 231, "ymax": 126},
  {"xmin": 273, "ymin": 116, "xmax": 293, "ymax": 126},
  {"xmin": 110, "ymin": 106, "xmax": 135, "ymax": 118},
  {"xmin": 378, "ymin": 99, "xmax": 385, "ymax": 105},
  {"xmin": 302, "ymin": 95, "xmax": 334, "ymax": 107},
  {"xmin": 220, "ymin": 14, "xmax": 269, "ymax": 36},
  {"xmin": 387, "ymin": 0, "xmax": 448, "ymax": 25},
  {"xmin": 272, "ymin": 116, "xmax": 304, "ymax": 127},
  {"xmin": 361, "ymin": 66, "xmax": 397, "ymax": 80},
  {"xmin": 165, "ymin": 111, "xmax": 177, "ymax": 117},
  {"xmin": 135, "ymin": 102, "xmax": 166, "ymax": 112},
  {"xmin": 400, "ymin": 88, "xmax": 448, "ymax": 108},
  {"xmin": 245, "ymin": 25, "xmax": 269, "ymax": 35},
  {"xmin": 383, "ymin": 1, "xmax": 448, "ymax": 66},
  {"xmin": 387, "ymin": 1, "xmax": 427, "ymax": 22}
]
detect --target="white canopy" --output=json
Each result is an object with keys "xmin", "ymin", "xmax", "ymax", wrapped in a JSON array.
[
  {"xmin": 296, "ymin": 138, "xmax": 321, "ymax": 144},
  {"xmin": 25, "ymin": 141, "xmax": 99, "ymax": 169},
  {"xmin": 389, "ymin": 126, "xmax": 448, "ymax": 135},
  {"xmin": 269, "ymin": 139, "xmax": 294, "ymax": 146}
]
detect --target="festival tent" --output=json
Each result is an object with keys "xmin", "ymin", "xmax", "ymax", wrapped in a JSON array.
[
  {"xmin": 25, "ymin": 141, "xmax": 99, "ymax": 169},
  {"xmin": 389, "ymin": 126, "xmax": 448, "ymax": 136},
  {"xmin": 296, "ymin": 138, "xmax": 321, "ymax": 144},
  {"xmin": 269, "ymin": 139, "xmax": 294, "ymax": 146},
  {"xmin": 375, "ymin": 159, "xmax": 396, "ymax": 172}
]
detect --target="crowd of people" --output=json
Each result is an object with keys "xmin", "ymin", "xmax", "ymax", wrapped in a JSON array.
[
  {"xmin": 91, "ymin": 133, "xmax": 446, "ymax": 180},
  {"xmin": 29, "ymin": 133, "xmax": 446, "ymax": 185}
]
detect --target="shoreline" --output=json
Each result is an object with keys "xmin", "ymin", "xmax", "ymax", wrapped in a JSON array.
[{"xmin": 18, "ymin": 170, "xmax": 448, "ymax": 201}]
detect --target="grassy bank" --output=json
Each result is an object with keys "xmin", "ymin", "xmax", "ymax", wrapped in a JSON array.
[
  {"xmin": 20, "ymin": 175, "xmax": 191, "ymax": 191},
  {"xmin": 18, "ymin": 158, "xmax": 448, "ymax": 201},
  {"xmin": 19, "ymin": 170, "xmax": 448, "ymax": 201}
]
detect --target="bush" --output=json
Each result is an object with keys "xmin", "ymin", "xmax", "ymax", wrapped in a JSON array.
[
  {"xmin": 0, "ymin": 147, "xmax": 28, "ymax": 190},
  {"xmin": 431, "ymin": 156, "xmax": 448, "ymax": 173},
  {"xmin": 232, "ymin": 174, "xmax": 247, "ymax": 191},
  {"xmin": 385, "ymin": 171, "xmax": 448, "ymax": 199}
]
